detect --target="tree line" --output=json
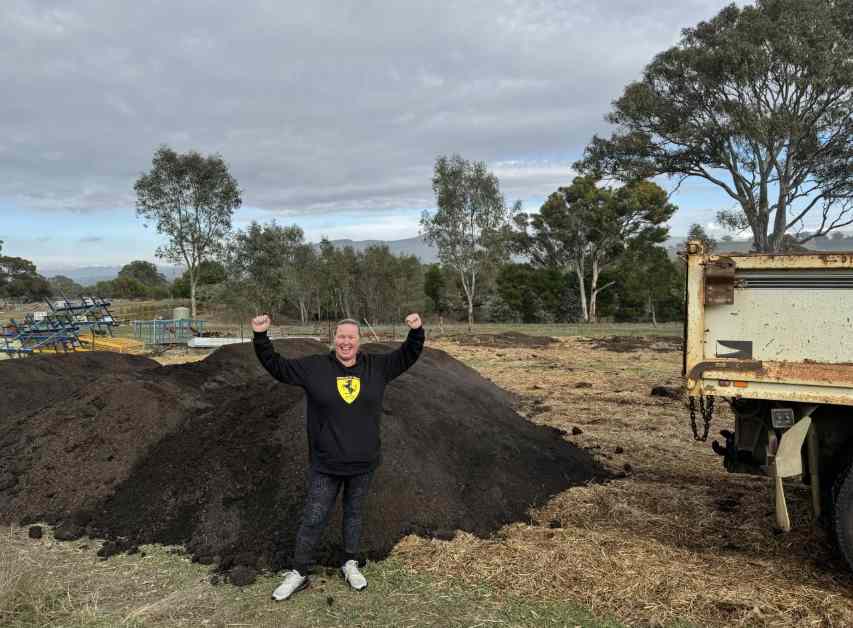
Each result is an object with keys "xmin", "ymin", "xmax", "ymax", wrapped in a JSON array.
[
  {"xmin": 219, "ymin": 225, "xmax": 424, "ymax": 325},
  {"xmin": 7, "ymin": 213, "xmax": 853, "ymax": 326},
  {"xmin": 119, "ymin": 145, "xmax": 684, "ymax": 326},
  {"xmin": 0, "ymin": 241, "xmax": 52, "ymax": 303},
  {"xmin": 1, "ymin": 226, "xmax": 686, "ymax": 326}
]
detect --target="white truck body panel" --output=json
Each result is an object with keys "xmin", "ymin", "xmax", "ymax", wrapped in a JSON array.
[{"xmin": 685, "ymin": 245, "xmax": 853, "ymax": 406}]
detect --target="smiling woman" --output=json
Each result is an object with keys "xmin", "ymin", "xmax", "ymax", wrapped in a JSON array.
[{"xmin": 250, "ymin": 311, "xmax": 424, "ymax": 600}]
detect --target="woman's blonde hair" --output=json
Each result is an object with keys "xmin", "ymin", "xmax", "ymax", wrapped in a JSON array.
[{"xmin": 335, "ymin": 318, "xmax": 361, "ymax": 336}]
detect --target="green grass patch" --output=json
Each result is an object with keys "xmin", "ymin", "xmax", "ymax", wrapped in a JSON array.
[
  {"xmin": 2, "ymin": 534, "xmax": 625, "ymax": 628},
  {"xmin": 155, "ymin": 557, "xmax": 627, "ymax": 628}
]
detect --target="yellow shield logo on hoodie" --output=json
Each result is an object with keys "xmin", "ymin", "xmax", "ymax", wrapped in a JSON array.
[{"xmin": 336, "ymin": 376, "xmax": 361, "ymax": 404}]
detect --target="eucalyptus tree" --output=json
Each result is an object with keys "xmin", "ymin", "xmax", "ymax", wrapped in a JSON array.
[
  {"xmin": 421, "ymin": 154, "xmax": 517, "ymax": 330},
  {"xmin": 576, "ymin": 0, "xmax": 853, "ymax": 252},
  {"xmin": 135, "ymin": 146, "xmax": 240, "ymax": 315}
]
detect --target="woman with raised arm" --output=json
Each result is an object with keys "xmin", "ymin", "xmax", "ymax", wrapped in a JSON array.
[{"xmin": 251, "ymin": 313, "xmax": 425, "ymax": 600}]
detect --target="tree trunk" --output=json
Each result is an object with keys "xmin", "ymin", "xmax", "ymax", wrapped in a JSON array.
[
  {"xmin": 574, "ymin": 267, "xmax": 589, "ymax": 322},
  {"xmin": 189, "ymin": 267, "xmax": 197, "ymax": 318},
  {"xmin": 753, "ymin": 209, "xmax": 771, "ymax": 252},
  {"xmin": 648, "ymin": 293, "xmax": 657, "ymax": 327},
  {"xmin": 460, "ymin": 268, "xmax": 476, "ymax": 332},
  {"xmin": 316, "ymin": 294, "xmax": 322, "ymax": 330},
  {"xmin": 589, "ymin": 260, "xmax": 600, "ymax": 323},
  {"xmin": 771, "ymin": 202, "xmax": 787, "ymax": 252}
]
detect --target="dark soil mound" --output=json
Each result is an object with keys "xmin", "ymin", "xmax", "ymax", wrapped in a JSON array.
[
  {"xmin": 0, "ymin": 351, "xmax": 159, "ymax": 423},
  {"xmin": 452, "ymin": 331, "xmax": 557, "ymax": 348},
  {"xmin": 1, "ymin": 340, "xmax": 605, "ymax": 578},
  {"xmin": 581, "ymin": 335, "xmax": 683, "ymax": 353}
]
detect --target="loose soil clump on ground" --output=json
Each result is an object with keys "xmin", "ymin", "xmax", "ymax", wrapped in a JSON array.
[{"xmin": 0, "ymin": 341, "xmax": 604, "ymax": 582}]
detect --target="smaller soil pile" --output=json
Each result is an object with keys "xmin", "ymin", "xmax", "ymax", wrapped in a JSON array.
[
  {"xmin": 1, "ymin": 340, "xmax": 605, "ymax": 583},
  {"xmin": 452, "ymin": 331, "xmax": 557, "ymax": 348},
  {"xmin": 581, "ymin": 335, "xmax": 683, "ymax": 353}
]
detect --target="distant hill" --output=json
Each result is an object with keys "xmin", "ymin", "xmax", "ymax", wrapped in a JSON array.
[
  {"xmin": 326, "ymin": 236, "xmax": 439, "ymax": 262},
  {"xmin": 332, "ymin": 233, "xmax": 853, "ymax": 261},
  {"xmin": 665, "ymin": 235, "xmax": 853, "ymax": 255},
  {"xmin": 39, "ymin": 265, "xmax": 182, "ymax": 285},
  {"xmin": 328, "ymin": 233, "xmax": 853, "ymax": 262}
]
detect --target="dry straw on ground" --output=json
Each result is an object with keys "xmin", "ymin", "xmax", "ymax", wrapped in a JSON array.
[{"xmin": 393, "ymin": 336, "xmax": 853, "ymax": 627}]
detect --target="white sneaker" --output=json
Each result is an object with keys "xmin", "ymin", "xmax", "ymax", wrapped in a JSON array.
[
  {"xmin": 341, "ymin": 560, "xmax": 367, "ymax": 590},
  {"xmin": 271, "ymin": 570, "xmax": 308, "ymax": 601}
]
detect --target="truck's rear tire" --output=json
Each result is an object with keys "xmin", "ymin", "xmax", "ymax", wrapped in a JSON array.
[{"xmin": 832, "ymin": 462, "xmax": 853, "ymax": 570}]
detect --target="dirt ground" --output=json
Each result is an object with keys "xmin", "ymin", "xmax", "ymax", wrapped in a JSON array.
[
  {"xmin": 4, "ymin": 330, "xmax": 853, "ymax": 627},
  {"xmin": 391, "ymin": 335, "xmax": 853, "ymax": 627}
]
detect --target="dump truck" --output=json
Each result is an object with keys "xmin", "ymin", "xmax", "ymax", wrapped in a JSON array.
[{"xmin": 683, "ymin": 241, "xmax": 853, "ymax": 569}]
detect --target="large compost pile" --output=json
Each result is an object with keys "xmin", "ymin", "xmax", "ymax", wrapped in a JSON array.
[{"xmin": 0, "ymin": 339, "xmax": 604, "ymax": 582}]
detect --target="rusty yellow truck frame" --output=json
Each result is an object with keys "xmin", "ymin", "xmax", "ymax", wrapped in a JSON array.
[{"xmin": 684, "ymin": 241, "xmax": 853, "ymax": 569}]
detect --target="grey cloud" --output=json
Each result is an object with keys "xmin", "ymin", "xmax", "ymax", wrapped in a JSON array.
[{"xmin": 2, "ymin": 0, "xmax": 732, "ymax": 214}]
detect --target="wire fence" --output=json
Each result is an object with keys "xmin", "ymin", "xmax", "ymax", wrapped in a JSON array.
[
  {"xmin": 131, "ymin": 319, "xmax": 206, "ymax": 345},
  {"xmin": 199, "ymin": 320, "xmax": 682, "ymax": 344}
]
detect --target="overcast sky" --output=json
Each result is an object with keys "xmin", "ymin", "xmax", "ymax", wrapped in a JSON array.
[{"xmin": 0, "ymin": 0, "xmax": 740, "ymax": 271}]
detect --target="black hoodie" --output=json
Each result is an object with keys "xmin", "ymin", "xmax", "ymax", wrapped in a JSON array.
[{"xmin": 253, "ymin": 327, "xmax": 425, "ymax": 475}]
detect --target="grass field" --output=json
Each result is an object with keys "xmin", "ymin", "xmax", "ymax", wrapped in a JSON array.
[
  {"xmin": 6, "ymin": 324, "xmax": 853, "ymax": 626},
  {"xmin": 2, "ymin": 530, "xmax": 623, "ymax": 628}
]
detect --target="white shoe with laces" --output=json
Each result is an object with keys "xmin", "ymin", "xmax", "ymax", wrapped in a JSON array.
[
  {"xmin": 341, "ymin": 559, "xmax": 367, "ymax": 590},
  {"xmin": 271, "ymin": 570, "xmax": 308, "ymax": 601}
]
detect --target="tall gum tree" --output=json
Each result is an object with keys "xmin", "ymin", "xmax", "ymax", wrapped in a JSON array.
[
  {"xmin": 575, "ymin": 0, "xmax": 853, "ymax": 252},
  {"xmin": 514, "ymin": 177, "xmax": 676, "ymax": 322},
  {"xmin": 420, "ymin": 155, "xmax": 517, "ymax": 331},
  {"xmin": 135, "ymin": 146, "xmax": 240, "ymax": 317}
]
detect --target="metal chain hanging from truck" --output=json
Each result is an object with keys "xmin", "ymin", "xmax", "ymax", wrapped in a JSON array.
[{"xmin": 689, "ymin": 394, "xmax": 715, "ymax": 441}]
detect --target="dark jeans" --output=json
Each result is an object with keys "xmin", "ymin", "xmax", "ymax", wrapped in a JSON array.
[{"xmin": 293, "ymin": 469, "xmax": 373, "ymax": 574}]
